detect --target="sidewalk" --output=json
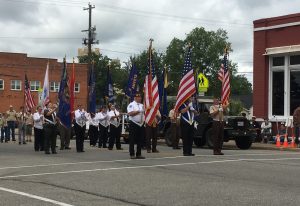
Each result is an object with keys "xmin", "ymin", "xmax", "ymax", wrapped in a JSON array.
[{"xmin": 223, "ymin": 141, "xmax": 300, "ymax": 152}]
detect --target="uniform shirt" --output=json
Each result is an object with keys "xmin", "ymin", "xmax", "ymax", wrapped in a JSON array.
[
  {"xmin": 44, "ymin": 109, "xmax": 56, "ymax": 125},
  {"xmin": 75, "ymin": 109, "xmax": 88, "ymax": 127},
  {"xmin": 16, "ymin": 112, "xmax": 25, "ymax": 125},
  {"xmin": 169, "ymin": 109, "xmax": 180, "ymax": 123},
  {"xmin": 127, "ymin": 101, "xmax": 144, "ymax": 127},
  {"xmin": 88, "ymin": 114, "xmax": 99, "ymax": 127},
  {"xmin": 179, "ymin": 103, "xmax": 194, "ymax": 125},
  {"xmin": 25, "ymin": 113, "xmax": 34, "ymax": 125},
  {"xmin": 33, "ymin": 112, "xmax": 43, "ymax": 129},
  {"xmin": 96, "ymin": 111, "xmax": 109, "ymax": 127},
  {"xmin": 108, "ymin": 109, "xmax": 120, "ymax": 127},
  {"xmin": 210, "ymin": 105, "xmax": 224, "ymax": 121},
  {"xmin": 6, "ymin": 110, "xmax": 16, "ymax": 121},
  {"xmin": 0, "ymin": 116, "xmax": 4, "ymax": 127}
]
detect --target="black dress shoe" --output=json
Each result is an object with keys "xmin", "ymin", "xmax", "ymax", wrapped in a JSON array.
[
  {"xmin": 183, "ymin": 153, "xmax": 189, "ymax": 156},
  {"xmin": 213, "ymin": 152, "xmax": 224, "ymax": 155},
  {"xmin": 136, "ymin": 156, "xmax": 145, "ymax": 159},
  {"xmin": 116, "ymin": 148, "xmax": 123, "ymax": 150},
  {"xmin": 189, "ymin": 153, "xmax": 195, "ymax": 156},
  {"xmin": 152, "ymin": 149, "xmax": 159, "ymax": 153},
  {"xmin": 65, "ymin": 147, "xmax": 71, "ymax": 150},
  {"xmin": 52, "ymin": 151, "xmax": 57, "ymax": 154},
  {"xmin": 45, "ymin": 151, "xmax": 50, "ymax": 154},
  {"xmin": 130, "ymin": 156, "xmax": 136, "ymax": 159},
  {"xmin": 108, "ymin": 148, "xmax": 113, "ymax": 150}
]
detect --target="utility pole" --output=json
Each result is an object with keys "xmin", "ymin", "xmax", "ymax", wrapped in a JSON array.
[{"xmin": 82, "ymin": 3, "xmax": 98, "ymax": 112}]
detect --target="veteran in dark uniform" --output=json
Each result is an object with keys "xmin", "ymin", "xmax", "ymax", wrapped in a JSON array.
[
  {"xmin": 127, "ymin": 93, "xmax": 145, "ymax": 159},
  {"xmin": 179, "ymin": 97, "xmax": 197, "ymax": 156},
  {"xmin": 43, "ymin": 103, "xmax": 58, "ymax": 154}
]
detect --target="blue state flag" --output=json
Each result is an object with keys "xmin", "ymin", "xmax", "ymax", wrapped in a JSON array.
[
  {"xmin": 58, "ymin": 59, "xmax": 71, "ymax": 128},
  {"xmin": 159, "ymin": 67, "xmax": 168, "ymax": 117},
  {"xmin": 106, "ymin": 67, "xmax": 115, "ymax": 103},
  {"xmin": 125, "ymin": 64, "xmax": 138, "ymax": 101},
  {"xmin": 88, "ymin": 64, "xmax": 96, "ymax": 114}
]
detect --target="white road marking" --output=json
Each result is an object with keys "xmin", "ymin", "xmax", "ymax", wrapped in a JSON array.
[
  {"xmin": 0, "ymin": 186, "xmax": 74, "ymax": 206},
  {"xmin": 0, "ymin": 152, "xmax": 298, "ymax": 170},
  {"xmin": 0, "ymin": 157, "xmax": 299, "ymax": 180}
]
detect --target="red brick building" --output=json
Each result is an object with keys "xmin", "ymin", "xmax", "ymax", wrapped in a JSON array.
[
  {"xmin": 253, "ymin": 13, "xmax": 300, "ymax": 122},
  {"xmin": 0, "ymin": 52, "xmax": 88, "ymax": 113}
]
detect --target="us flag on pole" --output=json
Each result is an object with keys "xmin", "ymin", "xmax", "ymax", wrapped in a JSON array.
[
  {"xmin": 175, "ymin": 46, "xmax": 196, "ymax": 112},
  {"xmin": 24, "ymin": 74, "xmax": 36, "ymax": 111},
  {"xmin": 144, "ymin": 39, "xmax": 160, "ymax": 126},
  {"xmin": 218, "ymin": 49, "xmax": 230, "ymax": 104}
]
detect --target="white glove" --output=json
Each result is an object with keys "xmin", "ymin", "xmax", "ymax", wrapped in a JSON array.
[{"xmin": 218, "ymin": 107, "xmax": 223, "ymax": 112}]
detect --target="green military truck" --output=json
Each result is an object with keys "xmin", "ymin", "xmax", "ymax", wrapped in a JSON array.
[{"xmin": 164, "ymin": 97, "xmax": 255, "ymax": 150}]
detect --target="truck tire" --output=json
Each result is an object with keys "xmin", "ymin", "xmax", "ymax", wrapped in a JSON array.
[
  {"xmin": 235, "ymin": 136, "xmax": 252, "ymax": 149},
  {"xmin": 193, "ymin": 138, "xmax": 206, "ymax": 147},
  {"xmin": 205, "ymin": 128, "xmax": 214, "ymax": 148},
  {"xmin": 164, "ymin": 127, "xmax": 173, "ymax": 147}
]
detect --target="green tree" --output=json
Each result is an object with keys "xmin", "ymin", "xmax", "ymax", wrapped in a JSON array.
[{"xmin": 163, "ymin": 27, "xmax": 252, "ymax": 97}]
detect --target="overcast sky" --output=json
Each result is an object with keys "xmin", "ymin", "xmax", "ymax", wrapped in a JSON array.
[{"xmin": 0, "ymin": 0, "xmax": 299, "ymax": 84}]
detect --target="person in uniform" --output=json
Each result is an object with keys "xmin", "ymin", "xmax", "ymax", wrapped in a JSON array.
[
  {"xmin": 127, "ymin": 93, "xmax": 145, "ymax": 159},
  {"xmin": 145, "ymin": 110, "xmax": 161, "ymax": 153},
  {"xmin": 33, "ymin": 106, "xmax": 44, "ymax": 151},
  {"xmin": 6, "ymin": 105, "xmax": 17, "ymax": 142},
  {"xmin": 169, "ymin": 104, "xmax": 181, "ymax": 149},
  {"xmin": 209, "ymin": 99, "xmax": 229, "ymax": 155},
  {"xmin": 74, "ymin": 104, "xmax": 88, "ymax": 152},
  {"xmin": 107, "ymin": 104, "xmax": 123, "ymax": 150},
  {"xmin": 179, "ymin": 97, "xmax": 197, "ymax": 156},
  {"xmin": 0, "ymin": 113, "xmax": 5, "ymax": 143},
  {"xmin": 43, "ymin": 103, "xmax": 58, "ymax": 154},
  {"xmin": 88, "ymin": 112, "xmax": 99, "ymax": 147},
  {"xmin": 97, "ymin": 106, "xmax": 109, "ymax": 148},
  {"xmin": 16, "ymin": 106, "xmax": 26, "ymax": 145},
  {"xmin": 293, "ymin": 106, "xmax": 300, "ymax": 145},
  {"xmin": 25, "ymin": 110, "xmax": 34, "ymax": 142}
]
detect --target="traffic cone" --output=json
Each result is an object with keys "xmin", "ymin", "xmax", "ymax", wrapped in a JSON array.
[
  {"xmin": 283, "ymin": 134, "xmax": 288, "ymax": 148},
  {"xmin": 276, "ymin": 134, "xmax": 281, "ymax": 148}
]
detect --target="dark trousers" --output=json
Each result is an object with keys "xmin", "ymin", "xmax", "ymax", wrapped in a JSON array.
[
  {"xmin": 171, "ymin": 123, "xmax": 180, "ymax": 148},
  {"xmin": 74, "ymin": 123, "xmax": 85, "ymax": 152},
  {"xmin": 108, "ymin": 124, "xmax": 121, "ymax": 149},
  {"xmin": 89, "ymin": 125, "xmax": 99, "ymax": 146},
  {"xmin": 295, "ymin": 127, "xmax": 300, "ymax": 144},
  {"xmin": 34, "ymin": 127, "xmax": 44, "ymax": 151},
  {"xmin": 180, "ymin": 120, "xmax": 194, "ymax": 155},
  {"xmin": 7, "ymin": 121, "xmax": 15, "ymax": 141},
  {"xmin": 59, "ymin": 124, "xmax": 71, "ymax": 149},
  {"xmin": 145, "ymin": 125, "xmax": 158, "ymax": 151},
  {"xmin": 1, "ymin": 127, "xmax": 8, "ymax": 142},
  {"xmin": 129, "ymin": 121, "xmax": 144, "ymax": 156},
  {"xmin": 99, "ymin": 125, "xmax": 108, "ymax": 148},
  {"xmin": 212, "ymin": 121, "xmax": 224, "ymax": 152},
  {"xmin": 44, "ymin": 124, "xmax": 57, "ymax": 153}
]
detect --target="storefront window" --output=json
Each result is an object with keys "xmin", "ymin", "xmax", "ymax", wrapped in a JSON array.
[
  {"xmin": 272, "ymin": 71, "xmax": 284, "ymax": 116},
  {"xmin": 290, "ymin": 70, "xmax": 300, "ymax": 115},
  {"xmin": 272, "ymin": 56, "xmax": 285, "ymax": 66}
]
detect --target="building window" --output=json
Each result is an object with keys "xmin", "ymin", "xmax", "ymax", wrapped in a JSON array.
[
  {"xmin": 75, "ymin": 83, "xmax": 80, "ymax": 93},
  {"xmin": 290, "ymin": 55, "xmax": 300, "ymax": 65},
  {"xmin": 272, "ymin": 71, "xmax": 284, "ymax": 116},
  {"xmin": 50, "ymin": 82, "xmax": 60, "ymax": 92},
  {"xmin": 272, "ymin": 56, "xmax": 285, "ymax": 66},
  {"xmin": 11, "ymin": 80, "xmax": 21, "ymax": 91},
  {"xmin": 290, "ymin": 70, "xmax": 300, "ymax": 115},
  {"xmin": 30, "ymin": 81, "xmax": 40, "ymax": 91},
  {"xmin": 0, "ymin": 79, "xmax": 4, "ymax": 90}
]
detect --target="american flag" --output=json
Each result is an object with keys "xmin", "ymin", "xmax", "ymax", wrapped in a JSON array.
[
  {"xmin": 144, "ymin": 40, "xmax": 160, "ymax": 126},
  {"xmin": 218, "ymin": 50, "xmax": 230, "ymax": 104},
  {"xmin": 24, "ymin": 74, "xmax": 36, "ymax": 111},
  {"xmin": 175, "ymin": 46, "xmax": 196, "ymax": 112}
]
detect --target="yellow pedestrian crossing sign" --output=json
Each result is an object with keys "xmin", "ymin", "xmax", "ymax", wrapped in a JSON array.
[{"xmin": 198, "ymin": 73, "xmax": 209, "ymax": 92}]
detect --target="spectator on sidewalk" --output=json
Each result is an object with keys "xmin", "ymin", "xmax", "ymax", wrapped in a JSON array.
[
  {"xmin": 261, "ymin": 118, "xmax": 272, "ymax": 143},
  {"xmin": 293, "ymin": 106, "xmax": 300, "ymax": 145}
]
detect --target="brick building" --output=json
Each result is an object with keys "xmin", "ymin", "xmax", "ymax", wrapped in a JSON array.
[
  {"xmin": 0, "ymin": 52, "xmax": 88, "ymax": 112},
  {"xmin": 253, "ymin": 13, "xmax": 300, "ymax": 122}
]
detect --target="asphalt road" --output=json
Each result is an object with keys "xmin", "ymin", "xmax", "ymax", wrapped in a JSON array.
[{"xmin": 0, "ymin": 140, "xmax": 300, "ymax": 206}]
